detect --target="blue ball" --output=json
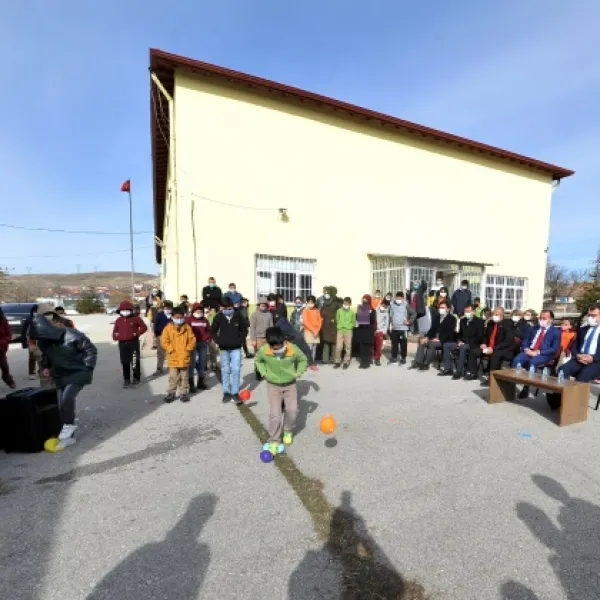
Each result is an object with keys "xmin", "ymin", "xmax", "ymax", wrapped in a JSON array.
[
  {"xmin": 277, "ymin": 443, "xmax": 286, "ymax": 454},
  {"xmin": 260, "ymin": 450, "xmax": 273, "ymax": 463}
]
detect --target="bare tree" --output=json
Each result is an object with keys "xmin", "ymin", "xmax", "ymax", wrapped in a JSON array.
[{"xmin": 545, "ymin": 261, "xmax": 569, "ymax": 303}]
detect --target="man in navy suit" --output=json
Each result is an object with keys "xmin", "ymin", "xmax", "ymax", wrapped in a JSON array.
[
  {"xmin": 547, "ymin": 304, "xmax": 600, "ymax": 410},
  {"xmin": 512, "ymin": 309, "xmax": 560, "ymax": 370}
]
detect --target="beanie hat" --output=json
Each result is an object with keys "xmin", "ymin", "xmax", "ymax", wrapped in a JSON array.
[
  {"xmin": 37, "ymin": 302, "xmax": 55, "ymax": 315},
  {"xmin": 258, "ymin": 297, "xmax": 268, "ymax": 305},
  {"xmin": 191, "ymin": 302, "xmax": 203, "ymax": 312},
  {"xmin": 118, "ymin": 300, "xmax": 134, "ymax": 311}
]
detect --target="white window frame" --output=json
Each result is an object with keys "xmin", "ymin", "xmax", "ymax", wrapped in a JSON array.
[
  {"xmin": 255, "ymin": 254, "xmax": 316, "ymax": 304},
  {"xmin": 483, "ymin": 275, "xmax": 528, "ymax": 310},
  {"xmin": 371, "ymin": 256, "xmax": 405, "ymax": 296}
]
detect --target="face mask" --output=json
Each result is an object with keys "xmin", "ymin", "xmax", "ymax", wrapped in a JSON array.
[
  {"xmin": 362, "ymin": 299, "xmax": 369, "ymax": 305},
  {"xmin": 324, "ymin": 294, "xmax": 330, "ymax": 300},
  {"xmin": 120, "ymin": 310, "xmax": 131, "ymax": 317},
  {"xmin": 229, "ymin": 288, "xmax": 236, "ymax": 293},
  {"xmin": 209, "ymin": 283, "xmax": 215, "ymax": 288},
  {"xmin": 173, "ymin": 318, "xmax": 185, "ymax": 326},
  {"xmin": 436, "ymin": 280, "xmax": 443, "ymax": 286},
  {"xmin": 439, "ymin": 308, "xmax": 448, "ymax": 316},
  {"xmin": 395, "ymin": 299, "xmax": 403, "ymax": 304},
  {"xmin": 465, "ymin": 312, "xmax": 473, "ymax": 320},
  {"xmin": 193, "ymin": 312, "xmax": 203, "ymax": 319},
  {"xmin": 343, "ymin": 305, "xmax": 350, "ymax": 310},
  {"xmin": 152, "ymin": 289, "xmax": 158, "ymax": 295},
  {"xmin": 524, "ymin": 315, "xmax": 532, "ymax": 321},
  {"xmin": 440, "ymin": 292, "xmax": 447, "ymax": 297},
  {"xmin": 588, "ymin": 316, "xmax": 598, "ymax": 327},
  {"xmin": 560, "ymin": 324, "xmax": 571, "ymax": 331},
  {"xmin": 222, "ymin": 309, "xmax": 233, "ymax": 317},
  {"xmin": 461, "ymin": 286, "xmax": 467, "ymax": 290},
  {"xmin": 44, "ymin": 314, "xmax": 54, "ymax": 322},
  {"xmin": 295, "ymin": 303, "xmax": 303, "ymax": 309},
  {"xmin": 511, "ymin": 315, "xmax": 520, "ymax": 323},
  {"xmin": 307, "ymin": 303, "xmax": 315, "ymax": 308},
  {"xmin": 492, "ymin": 315, "xmax": 501, "ymax": 323},
  {"xmin": 375, "ymin": 294, "xmax": 381, "ymax": 298},
  {"xmin": 539, "ymin": 319, "xmax": 549, "ymax": 328},
  {"xmin": 259, "ymin": 306, "xmax": 268, "ymax": 312},
  {"xmin": 272, "ymin": 345, "xmax": 286, "ymax": 355},
  {"xmin": 164, "ymin": 310, "xmax": 172, "ymax": 317},
  {"xmin": 269, "ymin": 301, "xmax": 276, "ymax": 307}
]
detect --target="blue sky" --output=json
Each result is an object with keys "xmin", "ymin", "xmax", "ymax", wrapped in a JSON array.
[{"xmin": 0, "ymin": 0, "xmax": 598, "ymax": 275}]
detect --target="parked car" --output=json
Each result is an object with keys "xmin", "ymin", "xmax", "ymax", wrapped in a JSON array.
[{"xmin": 0, "ymin": 302, "xmax": 38, "ymax": 341}]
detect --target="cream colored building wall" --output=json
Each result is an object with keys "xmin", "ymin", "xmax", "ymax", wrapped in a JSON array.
[{"xmin": 161, "ymin": 71, "xmax": 554, "ymax": 309}]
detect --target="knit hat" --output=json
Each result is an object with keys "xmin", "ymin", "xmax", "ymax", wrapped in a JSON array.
[
  {"xmin": 191, "ymin": 302, "xmax": 203, "ymax": 312},
  {"xmin": 37, "ymin": 302, "xmax": 55, "ymax": 315},
  {"xmin": 258, "ymin": 297, "xmax": 268, "ymax": 305},
  {"xmin": 118, "ymin": 300, "xmax": 134, "ymax": 311}
]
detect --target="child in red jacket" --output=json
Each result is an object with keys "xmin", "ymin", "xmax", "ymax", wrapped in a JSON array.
[
  {"xmin": 112, "ymin": 300, "xmax": 147, "ymax": 388},
  {"xmin": 0, "ymin": 307, "xmax": 16, "ymax": 389},
  {"xmin": 185, "ymin": 303, "xmax": 211, "ymax": 393}
]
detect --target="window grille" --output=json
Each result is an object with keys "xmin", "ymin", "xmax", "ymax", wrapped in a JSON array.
[
  {"xmin": 484, "ymin": 275, "xmax": 527, "ymax": 310},
  {"xmin": 255, "ymin": 254, "xmax": 316, "ymax": 303}
]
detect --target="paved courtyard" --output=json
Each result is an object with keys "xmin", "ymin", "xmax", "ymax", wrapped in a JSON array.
[{"xmin": 1, "ymin": 315, "xmax": 599, "ymax": 600}]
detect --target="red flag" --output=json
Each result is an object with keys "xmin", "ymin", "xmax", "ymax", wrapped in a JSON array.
[{"xmin": 121, "ymin": 179, "xmax": 131, "ymax": 192}]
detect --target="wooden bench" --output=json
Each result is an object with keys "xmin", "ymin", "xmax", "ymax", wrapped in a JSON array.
[{"xmin": 489, "ymin": 368, "xmax": 590, "ymax": 427}]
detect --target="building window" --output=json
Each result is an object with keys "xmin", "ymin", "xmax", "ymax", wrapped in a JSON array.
[
  {"xmin": 458, "ymin": 265, "xmax": 484, "ymax": 299},
  {"xmin": 484, "ymin": 276, "xmax": 527, "ymax": 310},
  {"xmin": 255, "ymin": 254, "xmax": 316, "ymax": 303},
  {"xmin": 371, "ymin": 257, "xmax": 405, "ymax": 295}
]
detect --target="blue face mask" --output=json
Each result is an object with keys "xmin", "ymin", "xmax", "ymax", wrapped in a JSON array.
[
  {"xmin": 259, "ymin": 306, "xmax": 268, "ymax": 312},
  {"xmin": 209, "ymin": 283, "xmax": 215, "ymax": 288},
  {"xmin": 222, "ymin": 309, "xmax": 233, "ymax": 316},
  {"xmin": 173, "ymin": 318, "xmax": 185, "ymax": 326},
  {"xmin": 295, "ymin": 303, "xmax": 303, "ymax": 309}
]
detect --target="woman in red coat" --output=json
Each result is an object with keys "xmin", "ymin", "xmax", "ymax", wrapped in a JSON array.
[{"xmin": 0, "ymin": 307, "xmax": 16, "ymax": 389}]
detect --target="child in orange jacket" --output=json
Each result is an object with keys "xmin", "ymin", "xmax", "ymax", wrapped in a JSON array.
[
  {"xmin": 303, "ymin": 295, "xmax": 323, "ymax": 363},
  {"xmin": 161, "ymin": 306, "xmax": 196, "ymax": 403}
]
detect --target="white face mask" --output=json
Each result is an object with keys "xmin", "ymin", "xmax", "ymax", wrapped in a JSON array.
[
  {"xmin": 342, "ymin": 305, "xmax": 350, "ymax": 310},
  {"xmin": 539, "ymin": 319, "xmax": 549, "ymax": 328},
  {"xmin": 439, "ymin": 308, "xmax": 448, "ymax": 316},
  {"xmin": 307, "ymin": 303, "xmax": 315, "ymax": 308},
  {"xmin": 436, "ymin": 280, "xmax": 443, "ymax": 286},
  {"xmin": 440, "ymin": 292, "xmax": 447, "ymax": 297},
  {"xmin": 395, "ymin": 298, "xmax": 403, "ymax": 304},
  {"xmin": 511, "ymin": 315, "xmax": 520, "ymax": 323},
  {"xmin": 164, "ymin": 310, "xmax": 172, "ymax": 317},
  {"xmin": 524, "ymin": 315, "xmax": 532, "ymax": 321},
  {"xmin": 465, "ymin": 312, "xmax": 473, "ymax": 320},
  {"xmin": 120, "ymin": 310, "xmax": 131, "ymax": 317},
  {"xmin": 324, "ymin": 294, "xmax": 330, "ymax": 300},
  {"xmin": 229, "ymin": 288, "xmax": 236, "ymax": 293},
  {"xmin": 492, "ymin": 315, "xmax": 501, "ymax": 323},
  {"xmin": 588, "ymin": 316, "xmax": 598, "ymax": 327},
  {"xmin": 193, "ymin": 312, "xmax": 203, "ymax": 319},
  {"xmin": 44, "ymin": 313, "xmax": 55, "ymax": 322},
  {"xmin": 461, "ymin": 286, "xmax": 467, "ymax": 290}
]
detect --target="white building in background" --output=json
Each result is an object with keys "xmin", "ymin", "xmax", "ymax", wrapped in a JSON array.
[{"xmin": 149, "ymin": 49, "xmax": 574, "ymax": 309}]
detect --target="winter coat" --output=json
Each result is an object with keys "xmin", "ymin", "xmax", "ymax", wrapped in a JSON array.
[
  {"xmin": 389, "ymin": 301, "xmax": 416, "ymax": 331},
  {"xmin": 223, "ymin": 290, "xmax": 242, "ymax": 305},
  {"xmin": 451, "ymin": 288, "xmax": 472, "ymax": 315},
  {"xmin": 290, "ymin": 307, "xmax": 305, "ymax": 334},
  {"xmin": 320, "ymin": 286, "xmax": 342, "ymax": 343},
  {"xmin": 185, "ymin": 314, "xmax": 212, "ymax": 343},
  {"xmin": 274, "ymin": 303, "xmax": 288, "ymax": 325},
  {"xmin": 0, "ymin": 316, "xmax": 10, "ymax": 352},
  {"xmin": 211, "ymin": 311, "xmax": 248, "ymax": 350},
  {"xmin": 112, "ymin": 315, "xmax": 147, "ymax": 342},
  {"xmin": 415, "ymin": 280, "xmax": 427, "ymax": 316},
  {"xmin": 160, "ymin": 322, "xmax": 196, "ymax": 368},
  {"xmin": 202, "ymin": 285, "xmax": 223, "ymax": 309},
  {"xmin": 303, "ymin": 308, "xmax": 323, "ymax": 336},
  {"xmin": 30, "ymin": 315, "xmax": 97, "ymax": 387},
  {"xmin": 154, "ymin": 311, "xmax": 172, "ymax": 336},
  {"xmin": 355, "ymin": 308, "xmax": 376, "ymax": 345},
  {"xmin": 250, "ymin": 309, "xmax": 274, "ymax": 340},
  {"xmin": 428, "ymin": 313, "xmax": 457, "ymax": 344},
  {"xmin": 255, "ymin": 341, "xmax": 308, "ymax": 385},
  {"xmin": 336, "ymin": 308, "xmax": 356, "ymax": 332},
  {"xmin": 458, "ymin": 316, "xmax": 485, "ymax": 348}
]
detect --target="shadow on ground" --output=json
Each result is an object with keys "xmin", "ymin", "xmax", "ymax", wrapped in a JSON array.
[
  {"xmin": 87, "ymin": 492, "xmax": 216, "ymax": 599},
  {"xmin": 501, "ymin": 475, "xmax": 600, "ymax": 600},
  {"xmin": 0, "ymin": 340, "xmax": 218, "ymax": 600},
  {"xmin": 288, "ymin": 490, "xmax": 428, "ymax": 600}
]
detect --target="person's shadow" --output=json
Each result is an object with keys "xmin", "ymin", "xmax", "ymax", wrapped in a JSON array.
[
  {"xmin": 515, "ymin": 475, "xmax": 600, "ymax": 600},
  {"xmin": 288, "ymin": 490, "xmax": 427, "ymax": 599},
  {"xmin": 87, "ymin": 493, "xmax": 217, "ymax": 600},
  {"xmin": 294, "ymin": 380, "xmax": 320, "ymax": 435}
]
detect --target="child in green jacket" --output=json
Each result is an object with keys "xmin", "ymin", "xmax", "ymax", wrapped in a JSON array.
[
  {"xmin": 255, "ymin": 326, "xmax": 308, "ymax": 447},
  {"xmin": 334, "ymin": 297, "xmax": 356, "ymax": 369}
]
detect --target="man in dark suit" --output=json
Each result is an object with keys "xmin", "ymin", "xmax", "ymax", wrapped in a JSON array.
[
  {"xmin": 202, "ymin": 277, "xmax": 223, "ymax": 310},
  {"xmin": 511, "ymin": 309, "xmax": 560, "ymax": 370},
  {"xmin": 440, "ymin": 304, "xmax": 485, "ymax": 379},
  {"xmin": 547, "ymin": 304, "xmax": 600, "ymax": 410},
  {"xmin": 410, "ymin": 300, "xmax": 456, "ymax": 371},
  {"xmin": 468, "ymin": 307, "xmax": 515, "ymax": 384}
]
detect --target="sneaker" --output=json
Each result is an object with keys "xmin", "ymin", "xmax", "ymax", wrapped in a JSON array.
[
  {"xmin": 122, "ymin": 380, "xmax": 131, "ymax": 389},
  {"xmin": 197, "ymin": 377, "xmax": 208, "ymax": 390},
  {"xmin": 518, "ymin": 387, "xmax": 530, "ymax": 399},
  {"xmin": 232, "ymin": 393, "xmax": 242, "ymax": 406},
  {"xmin": 59, "ymin": 437, "xmax": 76, "ymax": 449},
  {"xmin": 29, "ymin": 374, "xmax": 37, "ymax": 380},
  {"xmin": 131, "ymin": 379, "xmax": 141, "ymax": 388},
  {"xmin": 309, "ymin": 364, "xmax": 318, "ymax": 371},
  {"xmin": 222, "ymin": 393, "xmax": 232, "ymax": 404},
  {"xmin": 388, "ymin": 358, "xmax": 397, "ymax": 365},
  {"xmin": 58, "ymin": 424, "xmax": 78, "ymax": 441},
  {"xmin": 7, "ymin": 381, "xmax": 17, "ymax": 390},
  {"xmin": 333, "ymin": 364, "xmax": 341, "ymax": 370},
  {"xmin": 282, "ymin": 431, "xmax": 294, "ymax": 446},
  {"xmin": 342, "ymin": 364, "xmax": 349, "ymax": 370},
  {"xmin": 438, "ymin": 369, "xmax": 453, "ymax": 377},
  {"xmin": 375, "ymin": 360, "xmax": 381, "ymax": 366},
  {"xmin": 408, "ymin": 362, "xmax": 419, "ymax": 370},
  {"xmin": 452, "ymin": 372, "xmax": 462, "ymax": 380},
  {"xmin": 399, "ymin": 358, "xmax": 407, "ymax": 365},
  {"xmin": 180, "ymin": 394, "xmax": 190, "ymax": 403},
  {"xmin": 164, "ymin": 392, "xmax": 176, "ymax": 403}
]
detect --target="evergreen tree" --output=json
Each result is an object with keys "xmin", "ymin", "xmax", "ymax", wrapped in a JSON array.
[{"xmin": 76, "ymin": 290, "xmax": 104, "ymax": 314}]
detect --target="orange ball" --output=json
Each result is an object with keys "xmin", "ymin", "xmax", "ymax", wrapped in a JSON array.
[
  {"xmin": 239, "ymin": 389, "xmax": 252, "ymax": 402},
  {"xmin": 319, "ymin": 414, "xmax": 337, "ymax": 435}
]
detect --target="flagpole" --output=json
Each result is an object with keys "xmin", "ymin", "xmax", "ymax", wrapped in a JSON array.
[{"xmin": 128, "ymin": 186, "xmax": 135, "ymax": 300}]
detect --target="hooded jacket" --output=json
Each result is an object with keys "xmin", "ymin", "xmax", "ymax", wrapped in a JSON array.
[
  {"xmin": 29, "ymin": 315, "xmax": 97, "ymax": 387},
  {"xmin": 320, "ymin": 286, "xmax": 342, "ymax": 343},
  {"xmin": 113, "ymin": 301, "xmax": 147, "ymax": 342},
  {"xmin": 0, "ymin": 309, "xmax": 11, "ymax": 353},
  {"xmin": 211, "ymin": 310, "xmax": 248, "ymax": 350},
  {"xmin": 255, "ymin": 341, "xmax": 308, "ymax": 385},
  {"xmin": 186, "ymin": 303, "xmax": 212, "ymax": 343},
  {"xmin": 160, "ymin": 321, "xmax": 196, "ymax": 368}
]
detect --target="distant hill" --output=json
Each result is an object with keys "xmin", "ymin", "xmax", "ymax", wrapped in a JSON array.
[{"xmin": 9, "ymin": 271, "xmax": 159, "ymax": 290}]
